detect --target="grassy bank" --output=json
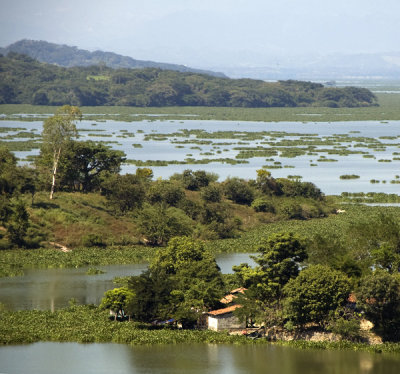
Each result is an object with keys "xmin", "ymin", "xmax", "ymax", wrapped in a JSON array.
[
  {"xmin": 1, "ymin": 93, "xmax": 400, "ymax": 122},
  {"xmin": 1, "ymin": 305, "xmax": 400, "ymax": 353}
]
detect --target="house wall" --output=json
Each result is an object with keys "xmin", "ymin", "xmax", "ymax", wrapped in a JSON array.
[{"xmin": 208, "ymin": 312, "xmax": 246, "ymax": 331}]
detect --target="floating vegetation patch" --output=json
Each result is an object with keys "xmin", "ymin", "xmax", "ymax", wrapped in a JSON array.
[
  {"xmin": 340, "ymin": 174, "xmax": 360, "ymax": 180},
  {"xmin": 86, "ymin": 268, "xmax": 106, "ymax": 275}
]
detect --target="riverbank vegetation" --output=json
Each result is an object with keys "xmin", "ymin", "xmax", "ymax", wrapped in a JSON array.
[
  {"xmin": 2, "ymin": 304, "xmax": 400, "ymax": 352},
  {"xmin": 0, "ymin": 53, "xmax": 377, "ymax": 108}
]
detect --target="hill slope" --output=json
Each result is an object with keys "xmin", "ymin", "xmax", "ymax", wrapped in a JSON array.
[
  {"xmin": 0, "ymin": 39, "xmax": 226, "ymax": 78},
  {"xmin": 0, "ymin": 53, "xmax": 378, "ymax": 108}
]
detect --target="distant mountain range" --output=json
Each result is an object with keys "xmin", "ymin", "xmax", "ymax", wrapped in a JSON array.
[
  {"xmin": 0, "ymin": 39, "xmax": 226, "ymax": 78},
  {"xmin": 217, "ymin": 53, "xmax": 400, "ymax": 81},
  {"xmin": 2, "ymin": 39, "xmax": 399, "ymax": 81}
]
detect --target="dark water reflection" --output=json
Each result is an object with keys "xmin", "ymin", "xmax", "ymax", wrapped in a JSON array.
[
  {"xmin": 0, "ymin": 342, "xmax": 399, "ymax": 374},
  {"xmin": 0, "ymin": 253, "xmax": 256, "ymax": 310}
]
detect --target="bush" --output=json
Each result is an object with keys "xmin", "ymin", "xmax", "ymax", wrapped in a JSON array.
[
  {"xmin": 330, "ymin": 317, "xmax": 362, "ymax": 341},
  {"xmin": 278, "ymin": 200, "xmax": 303, "ymax": 219},
  {"xmin": 284, "ymin": 265, "xmax": 351, "ymax": 326},
  {"xmin": 223, "ymin": 177, "xmax": 254, "ymax": 205},
  {"xmin": 81, "ymin": 233, "xmax": 106, "ymax": 248},
  {"xmin": 251, "ymin": 197, "xmax": 275, "ymax": 213},
  {"xmin": 200, "ymin": 183, "xmax": 222, "ymax": 203}
]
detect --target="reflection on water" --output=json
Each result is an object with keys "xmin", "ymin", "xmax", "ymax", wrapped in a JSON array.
[
  {"xmin": 0, "ymin": 254, "xmax": 255, "ymax": 310},
  {"xmin": 0, "ymin": 342, "xmax": 399, "ymax": 374}
]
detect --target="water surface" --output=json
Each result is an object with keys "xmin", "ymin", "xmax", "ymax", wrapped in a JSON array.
[{"xmin": 0, "ymin": 342, "xmax": 399, "ymax": 374}]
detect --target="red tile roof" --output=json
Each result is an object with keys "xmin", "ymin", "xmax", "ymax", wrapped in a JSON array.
[
  {"xmin": 208, "ymin": 304, "xmax": 242, "ymax": 316},
  {"xmin": 220, "ymin": 288, "xmax": 247, "ymax": 304}
]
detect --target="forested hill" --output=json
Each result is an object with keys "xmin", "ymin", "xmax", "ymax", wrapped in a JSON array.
[
  {"xmin": 0, "ymin": 39, "xmax": 226, "ymax": 78},
  {"xmin": 0, "ymin": 53, "xmax": 378, "ymax": 108}
]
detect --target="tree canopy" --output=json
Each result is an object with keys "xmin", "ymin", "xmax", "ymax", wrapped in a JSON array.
[{"xmin": 0, "ymin": 53, "xmax": 378, "ymax": 108}]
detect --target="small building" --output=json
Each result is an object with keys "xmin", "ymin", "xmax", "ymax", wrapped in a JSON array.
[{"xmin": 207, "ymin": 305, "xmax": 245, "ymax": 331}]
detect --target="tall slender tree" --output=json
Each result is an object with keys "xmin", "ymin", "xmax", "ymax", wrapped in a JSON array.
[{"xmin": 41, "ymin": 105, "xmax": 81, "ymax": 199}]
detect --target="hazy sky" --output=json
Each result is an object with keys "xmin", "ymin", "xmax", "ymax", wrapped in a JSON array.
[{"xmin": 1, "ymin": 0, "xmax": 399, "ymax": 68}]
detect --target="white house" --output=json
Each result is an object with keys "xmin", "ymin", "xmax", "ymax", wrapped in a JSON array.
[{"xmin": 207, "ymin": 304, "xmax": 245, "ymax": 331}]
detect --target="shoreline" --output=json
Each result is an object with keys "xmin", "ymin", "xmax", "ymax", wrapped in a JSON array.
[{"xmin": 1, "ymin": 306, "xmax": 399, "ymax": 353}]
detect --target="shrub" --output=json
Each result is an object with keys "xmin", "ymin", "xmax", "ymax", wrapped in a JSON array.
[
  {"xmin": 284, "ymin": 265, "xmax": 351, "ymax": 326},
  {"xmin": 81, "ymin": 233, "xmax": 106, "ymax": 248},
  {"xmin": 251, "ymin": 197, "xmax": 275, "ymax": 213},
  {"xmin": 223, "ymin": 177, "xmax": 254, "ymax": 205}
]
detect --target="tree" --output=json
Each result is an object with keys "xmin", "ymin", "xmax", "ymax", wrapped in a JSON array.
[
  {"xmin": 356, "ymin": 271, "xmax": 400, "ymax": 340},
  {"xmin": 349, "ymin": 212, "xmax": 400, "ymax": 273},
  {"xmin": 200, "ymin": 183, "xmax": 222, "ymax": 203},
  {"xmin": 101, "ymin": 174, "xmax": 146, "ymax": 213},
  {"xmin": 255, "ymin": 169, "xmax": 281, "ymax": 195},
  {"xmin": 146, "ymin": 180, "xmax": 185, "ymax": 207},
  {"xmin": 233, "ymin": 232, "xmax": 307, "ymax": 325},
  {"xmin": 100, "ymin": 287, "xmax": 134, "ymax": 320},
  {"xmin": 41, "ymin": 105, "xmax": 82, "ymax": 199},
  {"xmin": 283, "ymin": 265, "xmax": 351, "ymax": 326},
  {"xmin": 127, "ymin": 237, "xmax": 224, "ymax": 327},
  {"xmin": 223, "ymin": 177, "xmax": 254, "ymax": 205},
  {"xmin": 6, "ymin": 200, "xmax": 29, "ymax": 247},
  {"xmin": 60, "ymin": 141, "xmax": 125, "ymax": 192},
  {"xmin": 136, "ymin": 204, "xmax": 193, "ymax": 245}
]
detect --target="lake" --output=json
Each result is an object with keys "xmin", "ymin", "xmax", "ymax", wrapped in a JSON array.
[
  {"xmin": 4, "ymin": 118, "xmax": 400, "ymax": 195},
  {"xmin": 0, "ymin": 253, "xmax": 256, "ymax": 310},
  {"xmin": 1, "ymin": 342, "xmax": 399, "ymax": 374}
]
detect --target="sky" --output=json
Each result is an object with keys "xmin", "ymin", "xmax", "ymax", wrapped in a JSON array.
[{"xmin": 1, "ymin": 0, "xmax": 400, "ymax": 69}]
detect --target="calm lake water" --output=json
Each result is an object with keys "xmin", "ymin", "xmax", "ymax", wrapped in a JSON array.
[
  {"xmin": 4, "ymin": 118, "xmax": 400, "ymax": 195},
  {"xmin": 0, "ymin": 253, "xmax": 255, "ymax": 310},
  {"xmin": 1, "ymin": 342, "xmax": 399, "ymax": 374}
]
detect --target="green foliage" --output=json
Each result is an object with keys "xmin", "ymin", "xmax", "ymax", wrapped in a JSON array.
[
  {"xmin": 100, "ymin": 287, "xmax": 134, "ymax": 319},
  {"xmin": 0, "ymin": 305, "xmax": 254, "ymax": 345},
  {"xmin": 251, "ymin": 197, "xmax": 275, "ymax": 213},
  {"xmin": 233, "ymin": 232, "xmax": 307, "ymax": 325},
  {"xmin": 54, "ymin": 140, "xmax": 125, "ymax": 192},
  {"xmin": 200, "ymin": 183, "xmax": 223, "ymax": 203},
  {"xmin": 277, "ymin": 178, "xmax": 324, "ymax": 200},
  {"xmin": 136, "ymin": 204, "xmax": 193, "ymax": 245},
  {"xmin": 348, "ymin": 212, "xmax": 400, "ymax": 273},
  {"xmin": 81, "ymin": 233, "xmax": 105, "ymax": 248},
  {"xmin": 146, "ymin": 180, "xmax": 185, "ymax": 207},
  {"xmin": 223, "ymin": 177, "xmax": 254, "ymax": 205},
  {"xmin": 171, "ymin": 169, "xmax": 218, "ymax": 191},
  {"xmin": 0, "ymin": 53, "xmax": 378, "ymax": 108},
  {"xmin": 6, "ymin": 200, "xmax": 29, "ymax": 247},
  {"xmin": 127, "ymin": 237, "xmax": 224, "ymax": 327},
  {"xmin": 283, "ymin": 265, "xmax": 351, "ymax": 326},
  {"xmin": 356, "ymin": 271, "xmax": 400, "ymax": 341},
  {"xmin": 101, "ymin": 173, "xmax": 146, "ymax": 213},
  {"xmin": 329, "ymin": 317, "xmax": 362, "ymax": 342}
]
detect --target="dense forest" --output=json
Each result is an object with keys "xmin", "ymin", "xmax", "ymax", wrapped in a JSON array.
[
  {"xmin": 0, "ymin": 39, "xmax": 225, "ymax": 77},
  {"xmin": 0, "ymin": 53, "xmax": 378, "ymax": 108}
]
